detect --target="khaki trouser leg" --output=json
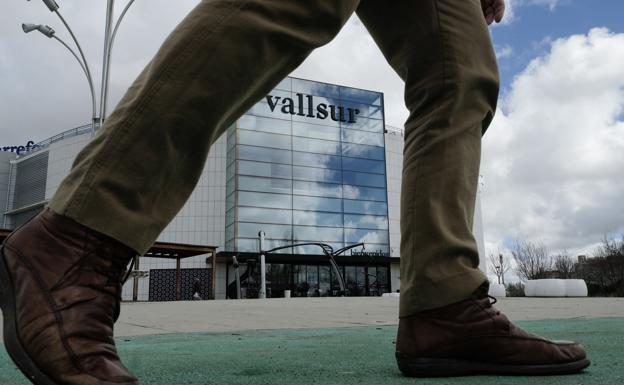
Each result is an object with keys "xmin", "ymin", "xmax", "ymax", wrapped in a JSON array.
[
  {"xmin": 357, "ymin": 0, "xmax": 499, "ymax": 315},
  {"xmin": 49, "ymin": 0, "xmax": 359, "ymax": 254}
]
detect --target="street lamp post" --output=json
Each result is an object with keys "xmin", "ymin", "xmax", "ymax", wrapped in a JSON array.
[
  {"xmin": 22, "ymin": 0, "xmax": 137, "ymax": 135},
  {"xmin": 22, "ymin": 23, "xmax": 98, "ymax": 136}
]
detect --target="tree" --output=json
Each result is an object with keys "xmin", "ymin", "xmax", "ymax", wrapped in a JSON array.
[
  {"xmin": 580, "ymin": 235, "xmax": 624, "ymax": 296},
  {"xmin": 488, "ymin": 251, "xmax": 511, "ymax": 284},
  {"xmin": 553, "ymin": 251, "xmax": 575, "ymax": 278},
  {"xmin": 511, "ymin": 239, "xmax": 552, "ymax": 282}
]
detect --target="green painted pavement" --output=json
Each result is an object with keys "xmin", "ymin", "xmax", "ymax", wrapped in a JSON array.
[{"xmin": 1, "ymin": 318, "xmax": 623, "ymax": 385}]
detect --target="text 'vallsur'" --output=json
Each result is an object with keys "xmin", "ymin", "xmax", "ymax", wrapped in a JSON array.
[{"xmin": 266, "ymin": 93, "xmax": 360, "ymax": 123}]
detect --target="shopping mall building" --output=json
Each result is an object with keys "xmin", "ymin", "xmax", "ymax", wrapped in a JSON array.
[{"xmin": 0, "ymin": 77, "xmax": 486, "ymax": 301}]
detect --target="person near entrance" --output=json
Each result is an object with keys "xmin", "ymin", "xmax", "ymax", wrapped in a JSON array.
[{"xmin": 0, "ymin": 0, "xmax": 589, "ymax": 384}]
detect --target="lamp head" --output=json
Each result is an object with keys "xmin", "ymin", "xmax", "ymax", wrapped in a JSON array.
[
  {"xmin": 42, "ymin": 0, "xmax": 60, "ymax": 12},
  {"xmin": 22, "ymin": 23, "xmax": 38, "ymax": 33},
  {"xmin": 37, "ymin": 24, "xmax": 55, "ymax": 37},
  {"xmin": 23, "ymin": 23, "xmax": 56, "ymax": 38},
  {"xmin": 26, "ymin": 0, "xmax": 59, "ymax": 12}
]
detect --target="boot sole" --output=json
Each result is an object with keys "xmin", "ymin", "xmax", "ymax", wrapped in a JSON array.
[
  {"xmin": 396, "ymin": 352, "xmax": 591, "ymax": 377},
  {"xmin": 0, "ymin": 246, "xmax": 58, "ymax": 385}
]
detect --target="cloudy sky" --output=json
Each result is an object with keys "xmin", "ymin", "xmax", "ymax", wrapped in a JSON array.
[{"xmin": 1, "ymin": 1, "xmax": 623, "ymax": 271}]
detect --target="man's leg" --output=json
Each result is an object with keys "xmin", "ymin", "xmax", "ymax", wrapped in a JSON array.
[
  {"xmin": 0, "ymin": 2, "xmax": 359, "ymax": 384},
  {"xmin": 358, "ymin": 0, "xmax": 496, "ymax": 317},
  {"xmin": 50, "ymin": 0, "xmax": 360, "ymax": 255},
  {"xmin": 357, "ymin": 0, "xmax": 589, "ymax": 377}
]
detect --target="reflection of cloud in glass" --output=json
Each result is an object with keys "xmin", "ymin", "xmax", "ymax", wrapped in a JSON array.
[
  {"xmin": 293, "ymin": 211, "xmax": 342, "ymax": 227},
  {"xmin": 352, "ymin": 229, "xmax": 383, "ymax": 244},
  {"xmin": 343, "ymin": 185, "xmax": 360, "ymax": 200},
  {"xmin": 293, "ymin": 181, "xmax": 342, "ymax": 198},
  {"xmin": 344, "ymin": 214, "xmax": 388, "ymax": 230}
]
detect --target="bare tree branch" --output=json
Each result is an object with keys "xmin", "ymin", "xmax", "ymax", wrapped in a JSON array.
[
  {"xmin": 553, "ymin": 250, "xmax": 575, "ymax": 279},
  {"xmin": 488, "ymin": 250, "xmax": 511, "ymax": 284},
  {"xmin": 511, "ymin": 239, "xmax": 552, "ymax": 282}
]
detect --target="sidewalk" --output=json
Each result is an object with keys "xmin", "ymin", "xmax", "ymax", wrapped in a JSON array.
[
  {"xmin": 2, "ymin": 297, "xmax": 623, "ymax": 384},
  {"xmin": 114, "ymin": 296, "xmax": 623, "ymax": 336}
]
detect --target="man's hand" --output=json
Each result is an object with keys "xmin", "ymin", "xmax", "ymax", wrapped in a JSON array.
[{"xmin": 481, "ymin": 0, "xmax": 505, "ymax": 25}]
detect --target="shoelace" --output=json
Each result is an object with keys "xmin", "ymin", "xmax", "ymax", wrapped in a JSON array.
[
  {"xmin": 89, "ymin": 240, "xmax": 137, "ymax": 321},
  {"xmin": 486, "ymin": 295, "xmax": 501, "ymax": 316}
]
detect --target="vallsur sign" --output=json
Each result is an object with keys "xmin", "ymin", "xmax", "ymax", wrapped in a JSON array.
[{"xmin": 266, "ymin": 93, "xmax": 360, "ymax": 123}]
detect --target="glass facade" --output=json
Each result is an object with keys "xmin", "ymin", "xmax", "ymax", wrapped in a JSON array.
[
  {"xmin": 225, "ymin": 77, "xmax": 389, "ymax": 256},
  {"xmin": 233, "ymin": 262, "xmax": 390, "ymax": 299}
]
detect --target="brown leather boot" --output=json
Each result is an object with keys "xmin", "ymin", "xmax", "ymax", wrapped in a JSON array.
[
  {"xmin": 0, "ymin": 208, "xmax": 139, "ymax": 385},
  {"xmin": 395, "ymin": 283, "xmax": 590, "ymax": 377}
]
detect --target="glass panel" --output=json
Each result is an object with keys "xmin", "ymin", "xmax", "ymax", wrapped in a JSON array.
[
  {"xmin": 226, "ymin": 162, "xmax": 235, "ymax": 179},
  {"xmin": 239, "ymin": 130, "xmax": 291, "ymax": 150},
  {"xmin": 226, "ymin": 177, "xmax": 235, "ymax": 196},
  {"xmin": 340, "ymin": 88, "xmax": 382, "ymax": 106},
  {"xmin": 293, "ymin": 181, "xmax": 342, "ymax": 198},
  {"xmin": 319, "ymin": 265, "xmax": 331, "ymax": 297},
  {"xmin": 343, "ymin": 171, "xmax": 386, "ymax": 188},
  {"xmin": 357, "ymin": 244, "xmax": 391, "ymax": 254},
  {"xmin": 377, "ymin": 266, "xmax": 390, "ymax": 292},
  {"xmin": 263, "ymin": 238, "xmax": 298, "ymax": 253},
  {"xmin": 292, "ymin": 122, "xmax": 340, "ymax": 141},
  {"xmin": 235, "ymin": 238, "xmax": 258, "ymax": 252},
  {"xmin": 292, "ymin": 243, "xmax": 344, "ymax": 254},
  {"xmin": 292, "ymin": 152, "xmax": 341, "ymax": 170},
  {"xmin": 357, "ymin": 266, "xmax": 367, "ymax": 295},
  {"xmin": 225, "ymin": 208, "xmax": 235, "ymax": 226},
  {"xmin": 343, "ymin": 185, "xmax": 386, "ymax": 201},
  {"xmin": 342, "ymin": 157, "xmax": 385, "ymax": 174},
  {"xmin": 293, "ymin": 136, "xmax": 340, "ymax": 155},
  {"xmin": 341, "ymin": 117, "xmax": 384, "ymax": 133},
  {"xmin": 227, "ymin": 146, "xmax": 235, "ymax": 165},
  {"xmin": 293, "ymin": 78, "xmax": 341, "ymax": 99},
  {"xmin": 237, "ymin": 207, "xmax": 292, "ymax": 225},
  {"xmin": 293, "ymin": 196, "xmax": 342, "ymax": 212},
  {"xmin": 345, "ymin": 266, "xmax": 357, "ymax": 296},
  {"xmin": 238, "ymin": 115, "xmax": 291, "ymax": 135},
  {"xmin": 225, "ymin": 224, "xmax": 234, "ymax": 242},
  {"xmin": 247, "ymin": 89, "xmax": 292, "ymax": 119},
  {"xmin": 344, "ymin": 228, "xmax": 389, "ymax": 244},
  {"xmin": 238, "ymin": 191, "xmax": 291, "ymax": 209},
  {"xmin": 226, "ymin": 192, "xmax": 235, "ymax": 211},
  {"xmin": 307, "ymin": 266, "xmax": 319, "ymax": 296},
  {"xmin": 238, "ymin": 176, "xmax": 292, "ymax": 194},
  {"xmin": 294, "ymin": 226, "xmax": 343, "ymax": 242},
  {"xmin": 238, "ymin": 145, "xmax": 291, "ymax": 164},
  {"xmin": 342, "ymin": 142, "xmax": 385, "ymax": 160},
  {"xmin": 237, "ymin": 223, "xmax": 292, "ymax": 239},
  {"xmin": 343, "ymin": 200, "xmax": 388, "ymax": 215},
  {"xmin": 238, "ymin": 160, "xmax": 292, "ymax": 179},
  {"xmin": 293, "ymin": 166, "xmax": 342, "ymax": 183},
  {"xmin": 340, "ymin": 101, "xmax": 383, "ymax": 120},
  {"xmin": 344, "ymin": 214, "xmax": 389, "ymax": 229},
  {"xmin": 274, "ymin": 77, "xmax": 292, "ymax": 91},
  {"xmin": 293, "ymin": 211, "xmax": 343, "ymax": 227},
  {"xmin": 341, "ymin": 128, "xmax": 384, "ymax": 147}
]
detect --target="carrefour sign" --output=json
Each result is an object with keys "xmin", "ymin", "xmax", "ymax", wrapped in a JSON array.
[
  {"xmin": 266, "ymin": 93, "xmax": 360, "ymax": 123},
  {"xmin": 1, "ymin": 141, "xmax": 40, "ymax": 155}
]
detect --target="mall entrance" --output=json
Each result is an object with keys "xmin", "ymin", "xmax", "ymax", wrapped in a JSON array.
[{"xmin": 225, "ymin": 258, "xmax": 391, "ymax": 299}]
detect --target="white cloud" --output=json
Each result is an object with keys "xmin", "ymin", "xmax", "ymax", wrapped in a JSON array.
[
  {"xmin": 495, "ymin": 44, "xmax": 514, "ymax": 59},
  {"xmin": 482, "ymin": 28, "xmax": 624, "ymax": 258},
  {"xmin": 502, "ymin": 0, "xmax": 562, "ymax": 25},
  {"xmin": 525, "ymin": 0, "xmax": 561, "ymax": 11}
]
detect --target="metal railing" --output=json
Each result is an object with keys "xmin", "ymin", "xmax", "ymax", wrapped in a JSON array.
[{"xmin": 16, "ymin": 123, "xmax": 96, "ymax": 158}]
